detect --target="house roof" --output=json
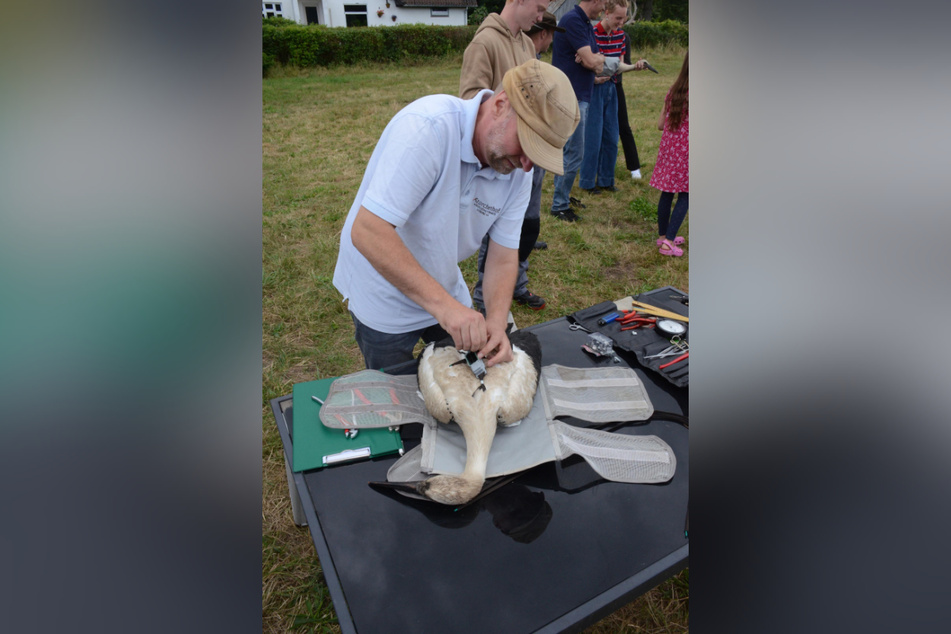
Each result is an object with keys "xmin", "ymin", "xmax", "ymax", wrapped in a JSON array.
[{"xmin": 394, "ymin": 0, "xmax": 479, "ymax": 7}]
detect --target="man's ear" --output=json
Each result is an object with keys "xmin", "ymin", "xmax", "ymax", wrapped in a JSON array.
[{"xmin": 493, "ymin": 90, "xmax": 512, "ymax": 119}]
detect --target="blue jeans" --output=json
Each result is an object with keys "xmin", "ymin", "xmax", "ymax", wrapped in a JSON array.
[
  {"xmin": 551, "ymin": 100, "xmax": 588, "ymax": 213},
  {"xmin": 350, "ymin": 312, "xmax": 449, "ymax": 372},
  {"xmin": 657, "ymin": 191, "xmax": 689, "ymax": 241},
  {"xmin": 579, "ymin": 81, "xmax": 619, "ymax": 190}
]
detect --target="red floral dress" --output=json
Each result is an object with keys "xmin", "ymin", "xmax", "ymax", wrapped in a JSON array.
[{"xmin": 650, "ymin": 90, "xmax": 689, "ymax": 193}]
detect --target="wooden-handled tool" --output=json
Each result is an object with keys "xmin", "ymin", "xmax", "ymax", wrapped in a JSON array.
[{"xmin": 613, "ymin": 297, "xmax": 689, "ymax": 322}]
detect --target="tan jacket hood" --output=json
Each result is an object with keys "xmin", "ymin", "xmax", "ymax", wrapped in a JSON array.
[{"xmin": 459, "ymin": 13, "xmax": 535, "ymax": 99}]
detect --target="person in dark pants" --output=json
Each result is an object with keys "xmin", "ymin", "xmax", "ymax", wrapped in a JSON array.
[
  {"xmin": 465, "ymin": 5, "xmax": 558, "ymax": 313},
  {"xmin": 616, "ymin": 31, "xmax": 642, "ymax": 180}
]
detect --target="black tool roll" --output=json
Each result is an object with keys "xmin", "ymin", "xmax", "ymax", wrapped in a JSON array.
[{"xmin": 569, "ymin": 286, "xmax": 689, "ymax": 388}]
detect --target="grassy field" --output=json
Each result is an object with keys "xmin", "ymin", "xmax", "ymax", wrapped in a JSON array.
[{"xmin": 263, "ymin": 46, "xmax": 688, "ymax": 633}]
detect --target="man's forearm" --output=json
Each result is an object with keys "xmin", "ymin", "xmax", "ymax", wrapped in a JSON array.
[
  {"xmin": 350, "ymin": 206, "xmax": 457, "ymax": 318},
  {"xmin": 576, "ymin": 46, "xmax": 605, "ymax": 74},
  {"xmin": 481, "ymin": 238, "xmax": 519, "ymax": 329}
]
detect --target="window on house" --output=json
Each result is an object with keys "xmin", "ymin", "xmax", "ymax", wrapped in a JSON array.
[
  {"xmin": 431, "ymin": 8, "xmax": 449, "ymax": 17},
  {"xmin": 344, "ymin": 4, "xmax": 368, "ymax": 27},
  {"xmin": 305, "ymin": 6, "xmax": 320, "ymax": 24},
  {"xmin": 262, "ymin": 2, "xmax": 284, "ymax": 18}
]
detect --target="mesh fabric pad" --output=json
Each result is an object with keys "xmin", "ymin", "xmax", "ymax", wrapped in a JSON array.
[
  {"xmin": 550, "ymin": 421, "xmax": 676, "ymax": 483},
  {"xmin": 319, "ymin": 370, "xmax": 433, "ymax": 429},
  {"xmin": 540, "ymin": 364, "xmax": 654, "ymax": 422}
]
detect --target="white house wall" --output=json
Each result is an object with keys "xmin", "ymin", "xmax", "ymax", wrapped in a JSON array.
[{"xmin": 265, "ymin": 1, "xmax": 469, "ymax": 27}]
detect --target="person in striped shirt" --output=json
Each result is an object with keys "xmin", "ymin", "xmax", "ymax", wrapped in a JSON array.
[{"xmin": 579, "ymin": 0, "xmax": 646, "ymax": 194}]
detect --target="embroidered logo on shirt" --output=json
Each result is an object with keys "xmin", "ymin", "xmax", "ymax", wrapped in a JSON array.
[{"xmin": 472, "ymin": 197, "xmax": 501, "ymax": 217}]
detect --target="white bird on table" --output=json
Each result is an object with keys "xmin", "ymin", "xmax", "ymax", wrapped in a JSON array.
[{"xmin": 393, "ymin": 330, "xmax": 542, "ymax": 505}]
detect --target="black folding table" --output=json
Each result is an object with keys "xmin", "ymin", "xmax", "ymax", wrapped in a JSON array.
[{"xmin": 270, "ymin": 314, "xmax": 688, "ymax": 634}]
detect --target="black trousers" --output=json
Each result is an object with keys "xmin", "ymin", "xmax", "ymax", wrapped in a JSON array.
[{"xmin": 616, "ymin": 80, "xmax": 640, "ymax": 171}]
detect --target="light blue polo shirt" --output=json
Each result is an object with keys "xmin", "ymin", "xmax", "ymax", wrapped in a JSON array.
[{"xmin": 333, "ymin": 90, "xmax": 532, "ymax": 334}]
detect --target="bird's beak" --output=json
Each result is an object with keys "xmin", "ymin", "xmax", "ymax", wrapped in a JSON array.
[{"xmin": 368, "ymin": 480, "xmax": 425, "ymax": 495}]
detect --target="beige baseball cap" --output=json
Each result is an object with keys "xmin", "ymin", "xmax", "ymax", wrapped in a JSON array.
[{"xmin": 502, "ymin": 59, "xmax": 580, "ymax": 175}]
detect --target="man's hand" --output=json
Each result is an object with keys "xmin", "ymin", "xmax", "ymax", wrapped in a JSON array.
[
  {"xmin": 437, "ymin": 304, "xmax": 488, "ymax": 354},
  {"xmin": 478, "ymin": 322, "xmax": 513, "ymax": 368},
  {"xmin": 575, "ymin": 47, "xmax": 605, "ymax": 75}
]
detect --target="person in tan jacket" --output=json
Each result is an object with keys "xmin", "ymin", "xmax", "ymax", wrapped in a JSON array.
[
  {"xmin": 461, "ymin": 0, "xmax": 552, "ymax": 311},
  {"xmin": 459, "ymin": 0, "xmax": 550, "ymax": 100}
]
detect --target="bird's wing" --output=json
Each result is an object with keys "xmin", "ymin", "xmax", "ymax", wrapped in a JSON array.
[{"xmin": 417, "ymin": 343, "xmax": 452, "ymax": 423}]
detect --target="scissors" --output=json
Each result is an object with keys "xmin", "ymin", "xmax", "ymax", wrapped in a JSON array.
[{"xmin": 568, "ymin": 323, "xmax": 591, "ymax": 333}]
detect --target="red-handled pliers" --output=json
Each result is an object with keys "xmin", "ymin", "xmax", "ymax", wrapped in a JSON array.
[
  {"xmin": 618, "ymin": 310, "xmax": 652, "ymax": 324},
  {"xmin": 620, "ymin": 317, "xmax": 656, "ymax": 331},
  {"xmin": 658, "ymin": 351, "xmax": 689, "ymax": 369}
]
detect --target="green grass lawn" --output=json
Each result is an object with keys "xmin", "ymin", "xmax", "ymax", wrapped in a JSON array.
[{"xmin": 263, "ymin": 47, "xmax": 688, "ymax": 633}]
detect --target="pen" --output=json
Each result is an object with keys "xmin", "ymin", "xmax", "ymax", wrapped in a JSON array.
[{"xmin": 311, "ymin": 395, "xmax": 324, "ymax": 405}]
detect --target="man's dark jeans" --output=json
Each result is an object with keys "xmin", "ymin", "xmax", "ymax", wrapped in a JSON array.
[{"xmin": 350, "ymin": 312, "xmax": 450, "ymax": 371}]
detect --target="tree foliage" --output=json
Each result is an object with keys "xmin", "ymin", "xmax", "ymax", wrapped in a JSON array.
[
  {"xmin": 652, "ymin": 0, "xmax": 688, "ymax": 23},
  {"xmin": 633, "ymin": 0, "xmax": 691, "ymax": 23}
]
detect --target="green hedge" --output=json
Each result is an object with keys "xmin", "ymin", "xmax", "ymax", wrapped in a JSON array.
[
  {"xmin": 624, "ymin": 20, "xmax": 689, "ymax": 50},
  {"xmin": 263, "ymin": 24, "xmax": 478, "ymax": 69},
  {"xmin": 263, "ymin": 21, "xmax": 687, "ymax": 72}
]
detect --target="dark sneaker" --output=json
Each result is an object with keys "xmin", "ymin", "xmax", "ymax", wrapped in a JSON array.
[
  {"xmin": 600, "ymin": 184, "xmax": 619, "ymax": 192},
  {"xmin": 551, "ymin": 208, "xmax": 580, "ymax": 222},
  {"xmin": 568, "ymin": 196, "xmax": 586, "ymax": 209},
  {"xmin": 581, "ymin": 186, "xmax": 602, "ymax": 195},
  {"xmin": 533, "ymin": 240, "xmax": 548, "ymax": 250},
  {"xmin": 514, "ymin": 291, "xmax": 546, "ymax": 310}
]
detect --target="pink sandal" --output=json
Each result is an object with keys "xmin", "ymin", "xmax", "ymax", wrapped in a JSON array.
[
  {"xmin": 656, "ymin": 236, "xmax": 685, "ymax": 247},
  {"xmin": 658, "ymin": 240, "xmax": 684, "ymax": 257}
]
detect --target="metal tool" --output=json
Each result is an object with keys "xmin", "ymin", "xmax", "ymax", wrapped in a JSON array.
[
  {"xmin": 618, "ymin": 310, "xmax": 652, "ymax": 323},
  {"xmin": 659, "ymin": 351, "xmax": 689, "ymax": 370},
  {"xmin": 644, "ymin": 61, "xmax": 659, "ymax": 74},
  {"xmin": 645, "ymin": 347, "xmax": 683, "ymax": 360},
  {"xmin": 568, "ymin": 323, "xmax": 591, "ymax": 333},
  {"xmin": 620, "ymin": 317, "xmax": 656, "ymax": 331},
  {"xmin": 670, "ymin": 337, "xmax": 688, "ymax": 351},
  {"xmin": 645, "ymin": 341, "xmax": 688, "ymax": 359}
]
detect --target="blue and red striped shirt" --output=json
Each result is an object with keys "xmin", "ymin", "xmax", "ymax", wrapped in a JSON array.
[{"xmin": 594, "ymin": 22, "xmax": 627, "ymax": 83}]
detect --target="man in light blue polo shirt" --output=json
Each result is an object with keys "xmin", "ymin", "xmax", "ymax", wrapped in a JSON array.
[{"xmin": 333, "ymin": 59, "xmax": 579, "ymax": 371}]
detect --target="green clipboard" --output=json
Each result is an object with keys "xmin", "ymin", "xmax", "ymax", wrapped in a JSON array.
[{"xmin": 291, "ymin": 377, "xmax": 404, "ymax": 472}]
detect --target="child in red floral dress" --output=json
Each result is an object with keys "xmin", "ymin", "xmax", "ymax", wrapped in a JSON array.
[{"xmin": 650, "ymin": 51, "xmax": 689, "ymax": 257}]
